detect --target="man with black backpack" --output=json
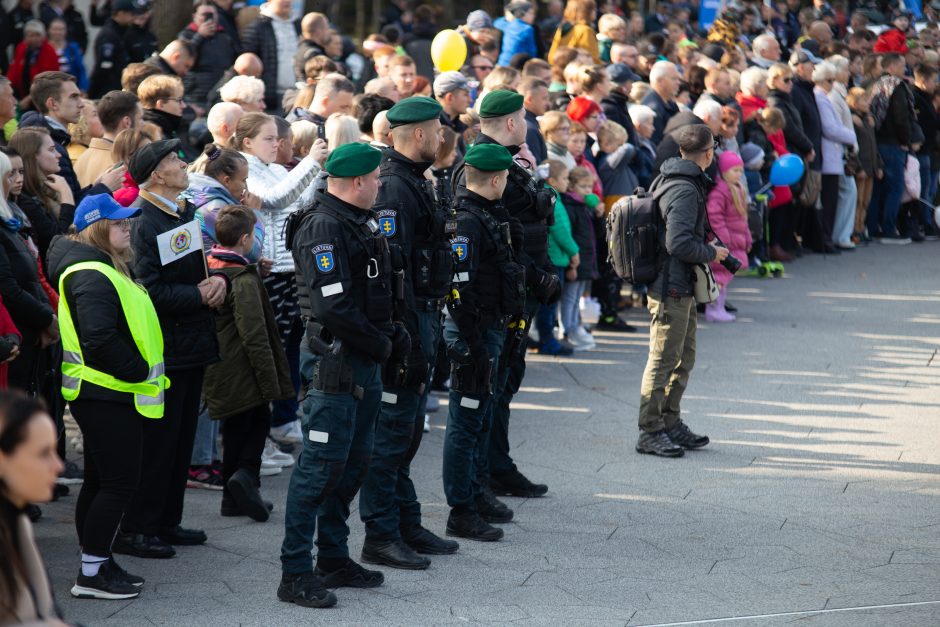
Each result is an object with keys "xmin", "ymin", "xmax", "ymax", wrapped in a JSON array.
[{"xmin": 636, "ymin": 125, "xmax": 728, "ymax": 458}]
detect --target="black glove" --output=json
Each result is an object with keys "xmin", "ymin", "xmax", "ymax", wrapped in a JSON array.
[
  {"xmin": 533, "ymin": 269, "xmax": 561, "ymax": 304},
  {"xmin": 0, "ymin": 335, "xmax": 17, "ymax": 362},
  {"xmin": 388, "ymin": 322, "xmax": 411, "ymax": 361}
]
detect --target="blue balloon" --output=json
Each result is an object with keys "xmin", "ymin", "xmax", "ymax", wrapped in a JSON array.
[{"xmin": 769, "ymin": 154, "xmax": 805, "ymax": 187}]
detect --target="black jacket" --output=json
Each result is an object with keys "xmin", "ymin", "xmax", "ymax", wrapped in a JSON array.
[
  {"xmin": 601, "ymin": 90, "xmax": 638, "ymax": 147},
  {"xmin": 46, "ymin": 236, "xmax": 150, "ymax": 404},
  {"xmin": 852, "ymin": 108, "xmax": 880, "ymax": 177},
  {"xmin": 293, "ymin": 38, "xmax": 326, "ymax": 83},
  {"xmin": 179, "ymin": 24, "xmax": 240, "ymax": 107},
  {"xmin": 913, "ymin": 85, "xmax": 938, "ymax": 158},
  {"xmin": 143, "ymin": 108, "xmax": 198, "ymax": 162},
  {"xmin": 789, "ymin": 78, "xmax": 823, "ymax": 170},
  {"xmin": 130, "ymin": 195, "xmax": 220, "ymax": 371},
  {"xmin": 653, "ymin": 111, "xmax": 718, "ymax": 181},
  {"xmin": 18, "ymin": 112, "xmax": 111, "ymax": 203},
  {"xmin": 767, "ymin": 88, "xmax": 814, "ymax": 158},
  {"xmin": 290, "ymin": 191, "xmax": 393, "ymax": 363},
  {"xmin": 124, "ymin": 22, "xmax": 157, "ymax": 63},
  {"xmin": 39, "ymin": 1, "xmax": 88, "ymax": 52},
  {"xmin": 641, "ymin": 89, "xmax": 680, "ymax": 146},
  {"xmin": 89, "ymin": 18, "xmax": 129, "ymax": 98},
  {"xmin": 875, "ymin": 80, "xmax": 914, "ymax": 148},
  {"xmin": 649, "ymin": 158, "xmax": 715, "ymax": 298},
  {"xmin": 15, "ymin": 192, "xmax": 74, "ymax": 267},
  {"xmin": 242, "ymin": 15, "xmax": 302, "ymax": 113},
  {"xmin": 449, "ymin": 188, "xmax": 521, "ymax": 348},
  {"xmin": 525, "ymin": 109, "xmax": 548, "ymax": 164}
]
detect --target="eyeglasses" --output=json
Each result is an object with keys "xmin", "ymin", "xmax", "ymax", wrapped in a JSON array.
[{"xmin": 163, "ymin": 97, "xmax": 185, "ymax": 104}]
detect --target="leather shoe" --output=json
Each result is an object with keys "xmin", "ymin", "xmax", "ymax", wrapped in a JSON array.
[
  {"xmin": 665, "ymin": 420, "xmax": 710, "ymax": 449},
  {"xmin": 446, "ymin": 510, "xmax": 503, "ymax": 542},
  {"xmin": 490, "ymin": 469, "xmax": 548, "ymax": 498},
  {"xmin": 769, "ymin": 244, "xmax": 794, "ymax": 262},
  {"xmin": 158, "ymin": 525, "xmax": 207, "ymax": 546},
  {"xmin": 401, "ymin": 525, "xmax": 459, "ymax": 555},
  {"xmin": 314, "ymin": 559, "xmax": 384, "ymax": 588},
  {"xmin": 635, "ymin": 430, "xmax": 684, "ymax": 458},
  {"xmin": 227, "ymin": 468, "xmax": 270, "ymax": 522},
  {"xmin": 221, "ymin": 498, "xmax": 274, "ymax": 517},
  {"xmin": 361, "ymin": 539, "xmax": 430, "ymax": 570},
  {"xmin": 113, "ymin": 531, "xmax": 176, "ymax": 559},
  {"xmin": 475, "ymin": 488, "xmax": 513, "ymax": 523}
]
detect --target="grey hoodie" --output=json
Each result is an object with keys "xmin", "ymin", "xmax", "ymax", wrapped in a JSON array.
[{"xmin": 648, "ymin": 157, "xmax": 715, "ymax": 298}]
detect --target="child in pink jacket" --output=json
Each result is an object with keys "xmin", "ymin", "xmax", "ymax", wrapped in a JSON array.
[{"xmin": 705, "ymin": 151, "xmax": 752, "ymax": 323}]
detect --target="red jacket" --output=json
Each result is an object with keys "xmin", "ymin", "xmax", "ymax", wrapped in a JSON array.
[
  {"xmin": 0, "ymin": 295, "xmax": 22, "ymax": 390},
  {"xmin": 7, "ymin": 41, "xmax": 60, "ymax": 98}
]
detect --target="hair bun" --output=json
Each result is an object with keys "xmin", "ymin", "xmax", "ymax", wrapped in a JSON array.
[{"xmin": 207, "ymin": 144, "xmax": 222, "ymax": 161}]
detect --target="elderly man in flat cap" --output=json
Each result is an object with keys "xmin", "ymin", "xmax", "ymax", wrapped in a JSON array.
[{"xmin": 114, "ymin": 138, "xmax": 228, "ymax": 560}]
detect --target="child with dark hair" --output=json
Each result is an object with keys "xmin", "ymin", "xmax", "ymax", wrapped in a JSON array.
[{"xmin": 202, "ymin": 205, "xmax": 295, "ymax": 521}]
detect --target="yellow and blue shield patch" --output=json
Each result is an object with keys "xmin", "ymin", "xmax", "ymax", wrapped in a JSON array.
[{"xmin": 451, "ymin": 236, "xmax": 469, "ymax": 262}]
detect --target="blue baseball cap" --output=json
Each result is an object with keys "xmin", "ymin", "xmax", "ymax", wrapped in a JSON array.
[{"xmin": 73, "ymin": 194, "xmax": 141, "ymax": 232}]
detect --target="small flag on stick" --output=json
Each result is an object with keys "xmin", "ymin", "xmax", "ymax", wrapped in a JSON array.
[{"xmin": 156, "ymin": 219, "xmax": 204, "ymax": 267}]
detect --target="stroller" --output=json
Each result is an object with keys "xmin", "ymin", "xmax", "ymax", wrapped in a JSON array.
[{"xmin": 744, "ymin": 185, "xmax": 784, "ymax": 278}]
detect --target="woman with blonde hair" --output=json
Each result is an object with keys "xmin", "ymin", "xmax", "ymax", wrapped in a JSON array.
[
  {"xmin": 67, "ymin": 101, "xmax": 105, "ymax": 164},
  {"xmin": 549, "ymin": 0, "xmax": 600, "ymax": 63},
  {"xmin": 324, "ymin": 113, "xmax": 361, "ymax": 148},
  {"xmin": 46, "ymin": 193, "xmax": 167, "ymax": 600}
]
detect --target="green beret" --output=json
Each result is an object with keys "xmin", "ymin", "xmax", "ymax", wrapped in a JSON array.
[
  {"xmin": 324, "ymin": 143, "xmax": 383, "ymax": 177},
  {"xmin": 479, "ymin": 90, "xmax": 524, "ymax": 118},
  {"xmin": 386, "ymin": 96, "xmax": 443, "ymax": 128},
  {"xmin": 464, "ymin": 143, "xmax": 513, "ymax": 171}
]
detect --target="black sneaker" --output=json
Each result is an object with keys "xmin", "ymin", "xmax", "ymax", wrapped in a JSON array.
[
  {"xmin": 108, "ymin": 557, "xmax": 144, "ymax": 587},
  {"xmin": 594, "ymin": 316, "xmax": 637, "ymax": 332},
  {"xmin": 361, "ymin": 539, "xmax": 430, "ymax": 570},
  {"xmin": 277, "ymin": 572, "xmax": 337, "ymax": 608},
  {"xmin": 70, "ymin": 560, "xmax": 141, "ymax": 600},
  {"xmin": 911, "ymin": 227, "xmax": 926, "ymax": 243},
  {"xmin": 314, "ymin": 559, "xmax": 384, "ymax": 588},
  {"xmin": 446, "ymin": 510, "xmax": 503, "ymax": 542},
  {"xmin": 25, "ymin": 504, "xmax": 41, "ymax": 522},
  {"xmin": 635, "ymin": 430, "xmax": 685, "ymax": 457},
  {"xmin": 227, "ymin": 468, "xmax": 270, "ymax": 522},
  {"xmin": 57, "ymin": 460, "xmax": 84, "ymax": 485},
  {"xmin": 665, "ymin": 420, "xmax": 710, "ymax": 450},
  {"xmin": 401, "ymin": 525, "xmax": 459, "ymax": 555},
  {"xmin": 490, "ymin": 469, "xmax": 548, "ymax": 498},
  {"xmin": 52, "ymin": 483, "xmax": 69, "ymax": 500},
  {"xmin": 475, "ymin": 488, "xmax": 513, "ymax": 523}
]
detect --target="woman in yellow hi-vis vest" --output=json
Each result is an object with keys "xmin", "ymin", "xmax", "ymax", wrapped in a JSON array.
[{"xmin": 46, "ymin": 194, "xmax": 168, "ymax": 602}]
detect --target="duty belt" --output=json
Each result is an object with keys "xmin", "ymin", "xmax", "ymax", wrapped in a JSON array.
[{"xmin": 415, "ymin": 297, "xmax": 447, "ymax": 311}]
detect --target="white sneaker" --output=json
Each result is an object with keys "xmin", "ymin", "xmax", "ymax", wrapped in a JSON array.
[
  {"xmin": 424, "ymin": 414, "xmax": 431, "ymax": 433},
  {"xmin": 263, "ymin": 438, "xmax": 295, "ymax": 468},
  {"xmin": 270, "ymin": 420, "xmax": 303, "ymax": 445},
  {"xmin": 568, "ymin": 326, "xmax": 596, "ymax": 351},
  {"xmin": 260, "ymin": 460, "xmax": 282, "ymax": 477}
]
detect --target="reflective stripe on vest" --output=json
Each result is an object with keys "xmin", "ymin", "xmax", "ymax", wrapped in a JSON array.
[{"xmin": 58, "ymin": 261, "xmax": 169, "ymax": 419}]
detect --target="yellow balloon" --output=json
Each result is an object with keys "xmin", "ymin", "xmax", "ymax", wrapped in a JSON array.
[{"xmin": 431, "ymin": 29, "xmax": 468, "ymax": 72}]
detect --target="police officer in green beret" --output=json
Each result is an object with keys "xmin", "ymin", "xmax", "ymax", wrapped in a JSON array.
[
  {"xmin": 359, "ymin": 96, "xmax": 460, "ymax": 570},
  {"xmin": 443, "ymin": 143, "xmax": 526, "ymax": 541},
  {"xmin": 455, "ymin": 89, "xmax": 560, "ymax": 510},
  {"xmin": 278, "ymin": 143, "xmax": 411, "ymax": 609}
]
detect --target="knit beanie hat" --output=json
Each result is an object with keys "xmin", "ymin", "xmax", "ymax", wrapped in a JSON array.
[
  {"xmin": 566, "ymin": 96, "xmax": 601, "ymax": 123},
  {"xmin": 718, "ymin": 150, "xmax": 744, "ymax": 174},
  {"xmin": 739, "ymin": 142, "xmax": 765, "ymax": 170}
]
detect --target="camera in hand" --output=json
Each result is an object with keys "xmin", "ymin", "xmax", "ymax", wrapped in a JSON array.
[{"xmin": 711, "ymin": 235, "xmax": 742, "ymax": 275}]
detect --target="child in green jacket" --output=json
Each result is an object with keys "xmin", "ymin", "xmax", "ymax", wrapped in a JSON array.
[{"xmin": 537, "ymin": 160, "xmax": 580, "ymax": 355}]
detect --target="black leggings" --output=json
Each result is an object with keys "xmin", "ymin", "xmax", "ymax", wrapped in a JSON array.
[
  {"xmin": 71, "ymin": 399, "xmax": 142, "ymax": 557},
  {"xmin": 221, "ymin": 404, "xmax": 271, "ymax": 501}
]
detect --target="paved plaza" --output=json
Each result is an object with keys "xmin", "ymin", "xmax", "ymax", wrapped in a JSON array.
[{"xmin": 36, "ymin": 242, "xmax": 940, "ymax": 626}]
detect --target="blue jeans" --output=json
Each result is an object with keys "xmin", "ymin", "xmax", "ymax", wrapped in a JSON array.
[
  {"xmin": 442, "ymin": 320, "xmax": 505, "ymax": 511},
  {"xmin": 869, "ymin": 144, "xmax": 907, "ymax": 236},
  {"xmin": 359, "ymin": 310, "xmax": 442, "ymax": 542},
  {"xmin": 280, "ymin": 343, "xmax": 382, "ymax": 575},
  {"xmin": 189, "ymin": 407, "xmax": 218, "ymax": 466},
  {"xmin": 917, "ymin": 154, "xmax": 939, "ymax": 229},
  {"xmin": 535, "ymin": 267, "xmax": 566, "ymax": 346},
  {"xmin": 833, "ymin": 174, "xmax": 857, "ymax": 245},
  {"xmin": 560, "ymin": 278, "xmax": 587, "ymax": 335}
]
